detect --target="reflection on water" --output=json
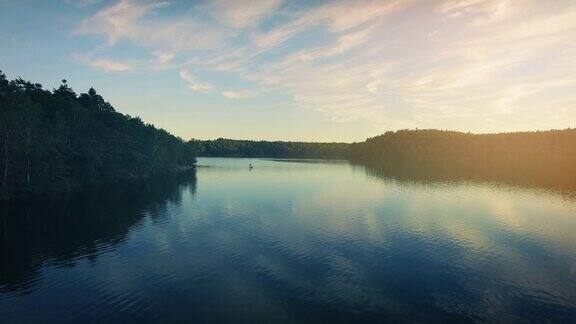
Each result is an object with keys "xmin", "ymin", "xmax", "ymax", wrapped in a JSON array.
[
  {"xmin": 358, "ymin": 159, "xmax": 576, "ymax": 193},
  {"xmin": 1, "ymin": 158, "xmax": 576, "ymax": 323}
]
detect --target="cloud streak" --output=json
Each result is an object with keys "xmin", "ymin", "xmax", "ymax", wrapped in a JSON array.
[
  {"xmin": 73, "ymin": 0, "xmax": 576, "ymax": 133},
  {"xmin": 209, "ymin": 0, "xmax": 281, "ymax": 28},
  {"xmin": 179, "ymin": 69, "xmax": 212, "ymax": 93},
  {"xmin": 221, "ymin": 90, "xmax": 257, "ymax": 99},
  {"xmin": 72, "ymin": 52, "xmax": 134, "ymax": 72}
]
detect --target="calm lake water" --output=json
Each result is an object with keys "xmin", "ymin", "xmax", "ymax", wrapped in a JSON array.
[{"xmin": 1, "ymin": 158, "xmax": 576, "ymax": 323}]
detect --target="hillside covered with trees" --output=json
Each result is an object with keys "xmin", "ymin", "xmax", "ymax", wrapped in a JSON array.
[
  {"xmin": 348, "ymin": 129, "xmax": 576, "ymax": 189},
  {"xmin": 188, "ymin": 138, "xmax": 349, "ymax": 159},
  {"xmin": 0, "ymin": 72, "xmax": 196, "ymax": 199}
]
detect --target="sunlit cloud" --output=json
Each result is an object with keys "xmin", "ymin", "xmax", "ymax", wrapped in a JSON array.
[
  {"xmin": 437, "ymin": 0, "xmax": 511, "ymax": 21},
  {"xmin": 221, "ymin": 90, "xmax": 257, "ymax": 99},
  {"xmin": 179, "ymin": 69, "xmax": 212, "ymax": 93},
  {"xmin": 75, "ymin": 0, "xmax": 225, "ymax": 51},
  {"xmin": 252, "ymin": 0, "xmax": 404, "ymax": 49},
  {"xmin": 73, "ymin": 0, "xmax": 576, "ymax": 133},
  {"xmin": 72, "ymin": 52, "xmax": 134, "ymax": 72},
  {"xmin": 75, "ymin": 0, "xmax": 162, "ymax": 45},
  {"xmin": 208, "ymin": 0, "xmax": 282, "ymax": 28},
  {"xmin": 152, "ymin": 51, "xmax": 175, "ymax": 70}
]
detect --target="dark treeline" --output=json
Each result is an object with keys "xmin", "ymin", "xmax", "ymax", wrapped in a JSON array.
[
  {"xmin": 3, "ymin": 72, "xmax": 576, "ymax": 197},
  {"xmin": 348, "ymin": 129, "xmax": 576, "ymax": 189},
  {"xmin": 188, "ymin": 138, "xmax": 349, "ymax": 159},
  {"xmin": 0, "ymin": 72, "xmax": 196, "ymax": 199}
]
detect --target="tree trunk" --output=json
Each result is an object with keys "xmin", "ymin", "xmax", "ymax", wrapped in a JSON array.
[
  {"xmin": 2, "ymin": 131, "xmax": 8, "ymax": 193},
  {"xmin": 26, "ymin": 127, "xmax": 31, "ymax": 188}
]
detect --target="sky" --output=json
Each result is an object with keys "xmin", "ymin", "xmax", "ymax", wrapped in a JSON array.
[{"xmin": 0, "ymin": 0, "xmax": 575, "ymax": 142}]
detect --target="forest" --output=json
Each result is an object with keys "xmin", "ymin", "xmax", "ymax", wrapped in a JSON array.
[
  {"xmin": 188, "ymin": 138, "xmax": 349, "ymax": 159},
  {"xmin": 0, "ymin": 72, "xmax": 196, "ymax": 199},
  {"xmin": 348, "ymin": 129, "xmax": 576, "ymax": 189},
  {"xmin": 3, "ymin": 72, "xmax": 576, "ymax": 199}
]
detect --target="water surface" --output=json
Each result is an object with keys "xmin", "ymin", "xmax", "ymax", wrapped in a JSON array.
[{"xmin": 1, "ymin": 158, "xmax": 576, "ymax": 323}]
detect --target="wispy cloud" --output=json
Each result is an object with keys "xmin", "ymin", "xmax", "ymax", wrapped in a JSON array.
[
  {"xmin": 252, "ymin": 0, "xmax": 404, "ymax": 49},
  {"xmin": 437, "ymin": 0, "xmax": 511, "ymax": 24},
  {"xmin": 75, "ymin": 0, "xmax": 225, "ymax": 51},
  {"xmin": 221, "ymin": 90, "xmax": 257, "ymax": 99},
  {"xmin": 72, "ymin": 52, "xmax": 134, "ymax": 72},
  {"xmin": 75, "ymin": 0, "xmax": 160, "ymax": 45},
  {"xmin": 208, "ymin": 0, "xmax": 282, "ymax": 28},
  {"xmin": 73, "ymin": 0, "xmax": 576, "ymax": 132},
  {"xmin": 179, "ymin": 69, "xmax": 212, "ymax": 93},
  {"xmin": 152, "ymin": 51, "xmax": 175, "ymax": 70},
  {"xmin": 62, "ymin": 0, "xmax": 101, "ymax": 8}
]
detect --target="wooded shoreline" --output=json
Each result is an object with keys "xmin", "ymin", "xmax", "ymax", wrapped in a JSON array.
[{"xmin": 2, "ymin": 72, "xmax": 575, "ymax": 199}]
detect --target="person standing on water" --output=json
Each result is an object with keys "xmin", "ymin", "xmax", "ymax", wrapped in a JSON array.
[{"xmin": 249, "ymin": 163, "xmax": 253, "ymax": 170}]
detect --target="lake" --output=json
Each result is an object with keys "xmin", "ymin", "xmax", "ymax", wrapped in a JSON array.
[{"xmin": 1, "ymin": 158, "xmax": 576, "ymax": 323}]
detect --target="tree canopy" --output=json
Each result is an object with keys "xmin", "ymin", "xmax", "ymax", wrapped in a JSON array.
[
  {"xmin": 188, "ymin": 138, "xmax": 349, "ymax": 159},
  {"xmin": 348, "ymin": 129, "xmax": 576, "ymax": 189},
  {"xmin": 0, "ymin": 71, "xmax": 196, "ymax": 199}
]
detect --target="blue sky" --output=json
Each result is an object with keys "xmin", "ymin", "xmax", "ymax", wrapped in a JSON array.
[{"xmin": 1, "ymin": 0, "xmax": 575, "ymax": 142}]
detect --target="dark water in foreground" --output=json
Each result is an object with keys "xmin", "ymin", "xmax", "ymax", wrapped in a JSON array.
[{"xmin": 1, "ymin": 158, "xmax": 576, "ymax": 323}]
